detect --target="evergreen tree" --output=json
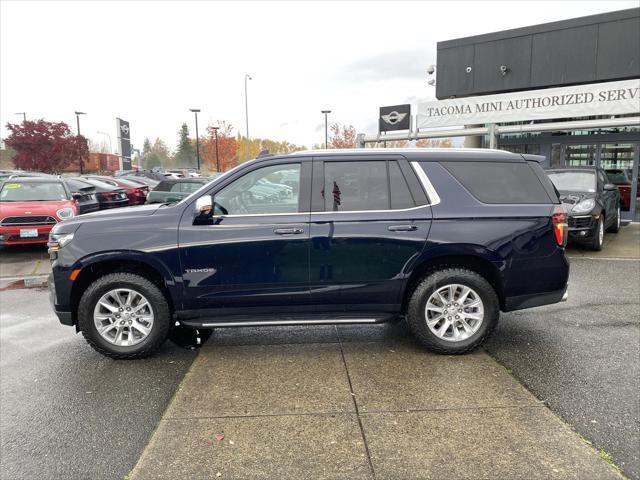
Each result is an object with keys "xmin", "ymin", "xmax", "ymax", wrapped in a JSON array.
[{"xmin": 174, "ymin": 123, "xmax": 196, "ymax": 168}]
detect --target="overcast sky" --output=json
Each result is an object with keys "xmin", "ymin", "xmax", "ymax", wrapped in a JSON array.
[{"xmin": 1, "ymin": 0, "xmax": 637, "ymax": 151}]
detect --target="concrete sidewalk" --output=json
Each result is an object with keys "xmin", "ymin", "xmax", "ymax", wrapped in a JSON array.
[
  {"xmin": 0, "ymin": 246, "xmax": 51, "ymax": 278},
  {"xmin": 130, "ymin": 325, "xmax": 622, "ymax": 480}
]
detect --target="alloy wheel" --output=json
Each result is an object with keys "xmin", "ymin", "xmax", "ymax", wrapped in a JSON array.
[
  {"xmin": 425, "ymin": 284, "xmax": 484, "ymax": 342},
  {"xmin": 93, "ymin": 288, "xmax": 155, "ymax": 346}
]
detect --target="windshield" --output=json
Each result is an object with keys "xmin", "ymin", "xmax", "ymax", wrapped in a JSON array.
[
  {"xmin": 0, "ymin": 182, "xmax": 69, "ymax": 202},
  {"xmin": 546, "ymin": 171, "xmax": 596, "ymax": 193}
]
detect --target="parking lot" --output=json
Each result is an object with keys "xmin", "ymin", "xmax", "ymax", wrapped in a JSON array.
[{"xmin": 0, "ymin": 224, "xmax": 637, "ymax": 479}]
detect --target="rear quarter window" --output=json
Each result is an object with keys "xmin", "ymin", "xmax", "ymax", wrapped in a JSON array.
[{"xmin": 441, "ymin": 161, "xmax": 552, "ymax": 204}]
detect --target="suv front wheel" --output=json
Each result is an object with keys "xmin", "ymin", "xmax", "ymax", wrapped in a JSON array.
[
  {"xmin": 77, "ymin": 273, "xmax": 171, "ymax": 359},
  {"xmin": 406, "ymin": 268, "xmax": 499, "ymax": 354}
]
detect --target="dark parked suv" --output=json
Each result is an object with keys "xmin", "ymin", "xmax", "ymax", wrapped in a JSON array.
[{"xmin": 48, "ymin": 149, "xmax": 569, "ymax": 358}]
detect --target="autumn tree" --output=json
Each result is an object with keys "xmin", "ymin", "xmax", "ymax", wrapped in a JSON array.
[
  {"xmin": 201, "ymin": 122, "xmax": 239, "ymax": 172},
  {"xmin": 4, "ymin": 120, "xmax": 89, "ymax": 173},
  {"xmin": 329, "ymin": 123, "xmax": 357, "ymax": 149},
  {"xmin": 174, "ymin": 123, "xmax": 196, "ymax": 168},
  {"xmin": 142, "ymin": 138, "xmax": 172, "ymax": 170}
]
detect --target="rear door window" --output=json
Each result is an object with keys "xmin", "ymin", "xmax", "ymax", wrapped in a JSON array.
[
  {"xmin": 441, "ymin": 161, "xmax": 552, "ymax": 204},
  {"xmin": 323, "ymin": 161, "xmax": 389, "ymax": 211}
]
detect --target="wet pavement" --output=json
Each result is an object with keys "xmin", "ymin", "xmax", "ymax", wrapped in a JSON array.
[{"xmin": 0, "ymin": 280, "xmax": 197, "ymax": 480}]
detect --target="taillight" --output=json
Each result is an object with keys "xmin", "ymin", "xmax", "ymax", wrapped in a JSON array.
[{"xmin": 552, "ymin": 206, "xmax": 568, "ymax": 247}]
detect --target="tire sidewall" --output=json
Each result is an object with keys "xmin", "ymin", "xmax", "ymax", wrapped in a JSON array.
[
  {"xmin": 78, "ymin": 274, "xmax": 170, "ymax": 357},
  {"xmin": 408, "ymin": 269, "xmax": 499, "ymax": 353}
]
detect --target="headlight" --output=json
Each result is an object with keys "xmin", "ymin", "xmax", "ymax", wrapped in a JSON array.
[
  {"xmin": 572, "ymin": 199, "xmax": 596, "ymax": 214},
  {"xmin": 56, "ymin": 208, "xmax": 75, "ymax": 220},
  {"xmin": 47, "ymin": 232, "xmax": 74, "ymax": 251}
]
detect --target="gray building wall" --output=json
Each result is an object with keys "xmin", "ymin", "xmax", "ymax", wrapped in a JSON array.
[{"xmin": 436, "ymin": 8, "xmax": 640, "ymax": 99}]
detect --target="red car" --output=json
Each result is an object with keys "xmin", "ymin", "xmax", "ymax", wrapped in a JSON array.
[
  {"xmin": 83, "ymin": 175, "xmax": 149, "ymax": 205},
  {"xmin": 606, "ymin": 169, "xmax": 636, "ymax": 211},
  {"xmin": 0, "ymin": 177, "xmax": 77, "ymax": 246}
]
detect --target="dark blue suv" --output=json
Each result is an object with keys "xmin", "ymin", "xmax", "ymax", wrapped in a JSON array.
[{"xmin": 48, "ymin": 149, "xmax": 569, "ymax": 358}]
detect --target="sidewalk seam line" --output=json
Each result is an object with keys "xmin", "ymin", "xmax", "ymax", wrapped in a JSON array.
[{"xmin": 336, "ymin": 325, "xmax": 377, "ymax": 480}]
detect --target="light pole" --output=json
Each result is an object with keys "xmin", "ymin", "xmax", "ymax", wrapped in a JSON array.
[
  {"xmin": 96, "ymin": 131, "xmax": 113, "ymax": 153},
  {"xmin": 244, "ymin": 74, "xmax": 252, "ymax": 160},
  {"xmin": 321, "ymin": 110, "xmax": 331, "ymax": 149},
  {"xmin": 190, "ymin": 109, "xmax": 201, "ymax": 171},
  {"xmin": 14, "ymin": 112, "xmax": 26, "ymax": 123},
  {"xmin": 211, "ymin": 126, "xmax": 220, "ymax": 172},
  {"xmin": 75, "ymin": 111, "xmax": 86, "ymax": 174}
]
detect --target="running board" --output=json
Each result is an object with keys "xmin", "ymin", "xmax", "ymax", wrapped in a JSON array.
[{"xmin": 179, "ymin": 315, "xmax": 393, "ymax": 329}]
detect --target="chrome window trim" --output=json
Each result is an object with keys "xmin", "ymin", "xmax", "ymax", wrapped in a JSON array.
[
  {"xmin": 310, "ymin": 205, "xmax": 428, "ymax": 215},
  {"xmin": 411, "ymin": 161, "xmax": 441, "ymax": 206}
]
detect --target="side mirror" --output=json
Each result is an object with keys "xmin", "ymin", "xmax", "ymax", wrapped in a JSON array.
[
  {"xmin": 194, "ymin": 195, "xmax": 213, "ymax": 223},
  {"xmin": 604, "ymin": 183, "xmax": 617, "ymax": 191},
  {"xmin": 72, "ymin": 193, "xmax": 82, "ymax": 200}
]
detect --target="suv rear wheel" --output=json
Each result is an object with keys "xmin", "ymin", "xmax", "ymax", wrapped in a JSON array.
[
  {"xmin": 406, "ymin": 268, "xmax": 499, "ymax": 354},
  {"xmin": 77, "ymin": 273, "xmax": 171, "ymax": 359}
]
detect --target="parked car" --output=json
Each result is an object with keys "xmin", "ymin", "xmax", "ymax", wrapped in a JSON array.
[
  {"xmin": 146, "ymin": 178, "xmax": 209, "ymax": 204},
  {"xmin": 83, "ymin": 175, "xmax": 149, "ymax": 205},
  {"xmin": 0, "ymin": 177, "xmax": 77, "ymax": 246},
  {"xmin": 605, "ymin": 169, "xmax": 635, "ymax": 211},
  {"xmin": 48, "ymin": 148, "xmax": 569, "ymax": 359},
  {"xmin": 546, "ymin": 166, "xmax": 621, "ymax": 251},
  {"xmin": 63, "ymin": 178, "xmax": 100, "ymax": 215},
  {"xmin": 80, "ymin": 178, "xmax": 129, "ymax": 209},
  {"xmin": 121, "ymin": 175, "xmax": 159, "ymax": 189}
]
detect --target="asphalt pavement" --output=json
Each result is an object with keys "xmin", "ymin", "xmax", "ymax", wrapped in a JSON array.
[
  {"xmin": 486, "ymin": 256, "xmax": 640, "ymax": 479},
  {"xmin": 0, "ymin": 280, "xmax": 197, "ymax": 480}
]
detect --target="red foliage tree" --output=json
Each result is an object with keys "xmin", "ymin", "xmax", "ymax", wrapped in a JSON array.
[
  {"xmin": 4, "ymin": 120, "xmax": 89, "ymax": 173},
  {"xmin": 329, "ymin": 123, "xmax": 357, "ymax": 149},
  {"xmin": 201, "ymin": 122, "xmax": 239, "ymax": 172}
]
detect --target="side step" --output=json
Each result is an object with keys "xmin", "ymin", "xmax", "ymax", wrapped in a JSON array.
[{"xmin": 179, "ymin": 314, "xmax": 396, "ymax": 329}]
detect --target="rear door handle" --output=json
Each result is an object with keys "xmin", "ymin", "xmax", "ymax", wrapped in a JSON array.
[
  {"xmin": 387, "ymin": 225, "xmax": 418, "ymax": 232},
  {"xmin": 274, "ymin": 227, "xmax": 305, "ymax": 235}
]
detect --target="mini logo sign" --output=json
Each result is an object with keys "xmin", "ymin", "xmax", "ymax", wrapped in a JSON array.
[
  {"xmin": 381, "ymin": 111, "xmax": 407, "ymax": 125},
  {"xmin": 120, "ymin": 124, "xmax": 130, "ymax": 136},
  {"xmin": 379, "ymin": 104, "xmax": 411, "ymax": 132}
]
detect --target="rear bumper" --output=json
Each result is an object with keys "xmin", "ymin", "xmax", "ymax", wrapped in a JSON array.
[
  {"xmin": 504, "ymin": 285, "xmax": 568, "ymax": 312},
  {"xmin": 48, "ymin": 273, "xmax": 73, "ymax": 326}
]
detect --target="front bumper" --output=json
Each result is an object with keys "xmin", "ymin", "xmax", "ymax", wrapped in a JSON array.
[
  {"xmin": 0, "ymin": 224, "xmax": 53, "ymax": 245},
  {"xmin": 48, "ymin": 273, "xmax": 73, "ymax": 326},
  {"xmin": 567, "ymin": 214, "xmax": 598, "ymax": 240}
]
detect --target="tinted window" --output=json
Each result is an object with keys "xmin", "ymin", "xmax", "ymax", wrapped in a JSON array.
[
  {"xmin": 323, "ymin": 161, "xmax": 389, "ymax": 211},
  {"xmin": 215, "ymin": 164, "xmax": 300, "ymax": 215},
  {"xmin": 155, "ymin": 181, "xmax": 174, "ymax": 192},
  {"xmin": 546, "ymin": 170, "xmax": 596, "ymax": 193},
  {"xmin": 389, "ymin": 161, "xmax": 415, "ymax": 209},
  {"xmin": 442, "ymin": 161, "xmax": 552, "ymax": 204}
]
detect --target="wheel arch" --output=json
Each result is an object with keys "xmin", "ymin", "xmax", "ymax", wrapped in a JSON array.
[
  {"xmin": 69, "ymin": 252, "xmax": 177, "ymax": 327},
  {"xmin": 402, "ymin": 250, "xmax": 506, "ymax": 312}
]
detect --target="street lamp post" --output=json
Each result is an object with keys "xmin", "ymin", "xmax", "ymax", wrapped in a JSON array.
[
  {"xmin": 96, "ymin": 131, "xmax": 113, "ymax": 154},
  {"xmin": 14, "ymin": 112, "xmax": 26, "ymax": 123},
  {"xmin": 321, "ymin": 110, "xmax": 331, "ymax": 149},
  {"xmin": 211, "ymin": 126, "xmax": 220, "ymax": 172},
  {"xmin": 190, "ymin": 109, "xmax": 201, "ymax": 171},
  {"xmin": 244, "ymin": 74, "xmax": 252, "ymax": 161},
  {"xmin": 74, "ymin": 111, "xmax": 86, "ymax": 174}
]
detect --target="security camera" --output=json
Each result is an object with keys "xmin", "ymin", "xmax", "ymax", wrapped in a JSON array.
[
  {"xmin": 465, "ymin": 66, "xmax": 472, "ymax": 73},
  {"xmin": 500, "ymin": 65, "xmax": 509, "ymax": 75},
  {"xmin": 427, "ymin": 79, "xmax": 436, "ymax": 86},
  {"xmin": 426, "ymin": 65, "xmax": 436, "ymax": 75}
]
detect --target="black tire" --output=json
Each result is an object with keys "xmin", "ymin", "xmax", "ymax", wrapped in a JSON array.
[
  {"xmin": 606, "ymin": 206, "xmax": 621, "ymax": 234},
  {"xmin": 586, "ymin": 216, "xmax": 604, "ymax": 251},
  {"xmin": 406, "ymin": 267, "xmax": 499, "ymax": 354},
  {"xmin": 77, "ymin": 272, "xmax": 171, "ymax": 359}
]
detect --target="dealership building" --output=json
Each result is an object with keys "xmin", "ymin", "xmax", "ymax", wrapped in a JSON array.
[{"xmin": 359, "ymin": 8, "xmax": 640, "ymax": 221}]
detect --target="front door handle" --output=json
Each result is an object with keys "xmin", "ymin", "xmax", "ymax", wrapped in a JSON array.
[
  {"xmin": 274, "ymin": 227, "xmax": 305, "ymax": 235},
  {"xmin": 387, "ymin": 225, "xmax": 418, "ymax": 232}
]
